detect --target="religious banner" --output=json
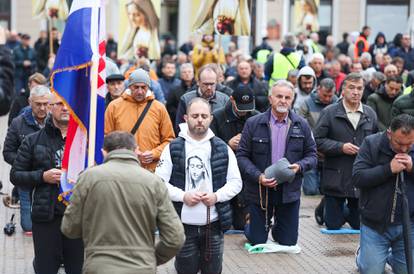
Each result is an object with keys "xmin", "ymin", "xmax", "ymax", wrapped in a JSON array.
[
  {"xmin": 192, "ymin": 0, "xmax": 251, "ymax": 36},
  {"xmin": 293, "ymin": 0, "xmax": 320, "ymax": 34},
  {"xmin": 32, "ymin": 0, "xmax": 69, "ymax": 20},
  {"xmin": 118, "ymin": 0, "xmax": 161, "ymax": 60}
]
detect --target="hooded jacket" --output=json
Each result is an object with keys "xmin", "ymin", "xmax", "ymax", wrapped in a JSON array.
[
  {"xmin": 369, "ymin": 32, "xmax": 388, "ymax": 60},
  {"xmin": 293, "ymin": 66, "xmax": 317, "ymax": 112},
  {"xmin": 155, "ymin": 123, "xmax": 242, "ymax": 228},
  {"xmin": 367, "ymin": 84, "xmax": 402, "ymax": 131},
  {"xmin": 104, "ymin": 90, "xmax": 175, "ymax": 171}
]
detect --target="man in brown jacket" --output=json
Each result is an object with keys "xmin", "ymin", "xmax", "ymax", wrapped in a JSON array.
[
  {"xmin": 104, "ymin": 68, "xmax": 175, "ymax": 171},
  {"xmin": 61, "ymin": 131, "xmax": 185, "ymax": 274}
]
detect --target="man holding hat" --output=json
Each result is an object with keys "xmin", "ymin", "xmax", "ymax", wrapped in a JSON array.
[
  {"xmin": 105, "ymin": 68, "xmax": 175, "ymax": 171},
  {"xmin": 210, "ymin": 85, "xmax": 260, "ymax": 229},
  {"xmin": 237, "ymin": 80, "xmax": 317, "ymax": 246}
]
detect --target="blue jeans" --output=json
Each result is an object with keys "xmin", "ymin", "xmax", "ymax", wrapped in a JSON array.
[
  {"xmin": 357, "ymin": 223, "xmax": 414, "ymax": 274},
  {"xmin": 175, "ymin": 222, "xmax": 223, "ymax": 274},
  {"xmin": 302, "ymin": 168, "xmax": 320, "ymax": 195},
  {"xmin": 18, "ymin": 187, "xmax": 32, "ymax": 232}
]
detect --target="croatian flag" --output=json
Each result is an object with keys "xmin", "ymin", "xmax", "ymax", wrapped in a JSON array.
[{"xmin": 50, "ymin": 0, "xmax": 106, "ymax": 204}]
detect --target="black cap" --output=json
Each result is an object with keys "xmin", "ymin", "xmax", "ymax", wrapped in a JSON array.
[
  {"xmin": 106, "ymin": 74, "xmax": 125, "ymax": 83},
  {"xmin": 21, "ymin": 34, "xmax": 31, "ymax": 40},
  {"xmin": 232, "ymin": 85, "xmax": 255, "ymax": 112}
]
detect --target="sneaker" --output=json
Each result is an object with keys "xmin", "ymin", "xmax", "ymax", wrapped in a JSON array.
[
  {"xmin": 2, "ymin": 195, "xmax": 20, "ymax": 209},
  {"xmin": 314, "ymin": 197, "xmax": 325, "ymax": 225}
]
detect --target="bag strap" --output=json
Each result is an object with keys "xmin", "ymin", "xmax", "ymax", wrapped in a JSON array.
[{"xmin": 130, "ymin": 100, "xmax": 153, "ymax": 135}]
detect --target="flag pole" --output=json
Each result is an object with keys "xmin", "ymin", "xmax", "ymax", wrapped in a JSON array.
[{"xmin": 88, "ymin": 57, "xmax": 98, "ymax": 167}]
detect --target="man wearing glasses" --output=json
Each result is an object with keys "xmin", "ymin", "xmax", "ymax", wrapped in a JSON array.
[
  {"xmin": 174, "ymin": 65, "xmax": 229, "ymax": 133},
  {"xmin": 105, "ymin": 68, "xmax": 175, "ymax": 171}
]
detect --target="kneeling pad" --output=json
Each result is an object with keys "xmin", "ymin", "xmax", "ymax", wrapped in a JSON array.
[
  {"xmin": 224, "ymin": 230, "xmax": 244, "ymax": 235},
  {"xmin": 244, "ymin": 240, "xmax": 301, "ymax": 254},
  {"xmin": 320, "ymin": 228, "xmax": 360, "ymax": 234}
]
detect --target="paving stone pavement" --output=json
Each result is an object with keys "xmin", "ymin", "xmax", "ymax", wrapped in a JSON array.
[{"xmin": 0, "ymin": 114, "xmax": 362, "ymax": 274}]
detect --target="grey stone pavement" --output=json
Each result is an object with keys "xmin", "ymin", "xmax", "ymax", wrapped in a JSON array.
[{"xmin": 0, "ymin": 114, "xmax": 361, "ymax": 274}]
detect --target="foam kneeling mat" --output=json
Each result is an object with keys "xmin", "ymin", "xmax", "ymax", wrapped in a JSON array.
[
  {"xmin": 320, "ymin": 228, "xmax": 360, "ymax": 234},
  {"xmin": 244, "ymin": 240, "xmax": 301, "ymax": 254}
]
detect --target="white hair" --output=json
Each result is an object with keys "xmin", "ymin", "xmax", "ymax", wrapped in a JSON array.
[
  {"xmin": 360, "ymin": 52, "xmax": 372, "ymax": 61},
  {"xmin": 29, "ymin": 85, "xmax": 51, "ymax": 99},
  {"xmin": 269, "ymin": 79, "xmax": 295, "ymax": 96},
  {"xmin": 310, "ymin": 53, "xmax": 325, "ymax": 63}
]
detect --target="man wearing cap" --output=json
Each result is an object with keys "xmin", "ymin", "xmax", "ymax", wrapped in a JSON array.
[
  {"xmin": 210, "ymin": 85, "xmax": 260, "ymax": 230},
  {"xmin": 13, "ymin": 33, "xmax": 37, "ymax": 94},
  {"xmin": 237, "ymin": 80, "xmax": 317, "ymax": 246},
  {"xmin": 105, "ymin": 69, "xmax": 175, "ymax": 172},
  {"xmin": 105, "ymin": 73, "xmax": 125, "ymax": 108}
]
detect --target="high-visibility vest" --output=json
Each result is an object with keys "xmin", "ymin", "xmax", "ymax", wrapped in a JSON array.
[
  {"xmin": 269, "ymin": 52, "xmax": 300, "ymax": 88},
  {"xmin": 354, "ymin": 36, "xmax": 369, "ymax": 60},
  {"xmin": 310, "ymin": 41, "xmax": 320, "ymax": 53},
  {"xmin": 404, "ymin": 85, "xmax": 412, "ymax": 95},
  {"xmin": 256, "ymin": 49, "xmax": 271, "ymax": 64}
]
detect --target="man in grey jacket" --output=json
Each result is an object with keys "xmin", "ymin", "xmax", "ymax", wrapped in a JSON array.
[
  {"xmin": 175, "ymin": 65, "xmax": 229, "ymax": 132},
  {"xmin": 292, "ymin": 66, "xmax": 317, "ymax": 112},
  {"xmin": 62, "ymin": 131, "xmax": 185, "ymax": 274}
]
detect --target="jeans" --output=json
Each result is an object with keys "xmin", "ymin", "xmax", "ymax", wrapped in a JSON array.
[
  {"xmin": 302, "ymin": 168, "xmax": 320, "ymax": 195},
  {"xmin": 32, "ymin": 217, "xmax": 84, "ymax": 274},
  {"xmin": 324, "ymin": 195, "xmax": 360, "ymax": 230},
  {"xmin": 18, "ymin": 187, "xmax": 32, "ymax": 232},
  {"xmin": 244, "ymin": 199, "xmax": 300, "ymax": 246},
  {"xmin": 175, "ymin": 221, "xmax": 223, "ymax": 274},
  {"xmin": 357, "ymin": 223, "xmax": 414, "ymax": 274}
]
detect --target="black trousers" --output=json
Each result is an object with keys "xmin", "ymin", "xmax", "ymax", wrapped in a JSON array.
[
  {"xmin": 324, "ymin": 195, "xmax": 360, "ymax": 230},
  {"xmin": 32, "ymin": 216, "xmax": 84, "ymax": 274}
]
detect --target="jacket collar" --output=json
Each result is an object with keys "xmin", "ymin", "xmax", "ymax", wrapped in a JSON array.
[
  {"xmin": 44, "ymin": 116, "xmax": 63, "ymax": 138},
  {"xmin": 258, "ymin": 109, "xmax": 301, "ymax": 125},
  {"xmin": 22, "ymin": 106, "xmax": 39, "ymax": 127},
  {"xmin": 104, "ymin": 149, "xmax": 140, "ymax": 164}
]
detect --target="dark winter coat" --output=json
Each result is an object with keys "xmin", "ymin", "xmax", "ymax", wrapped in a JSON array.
[
  {"xmin": 353, "ymin": 132, "xmax": 414, "ymax": 233},
  {"xmin": 166, "ymin": 79, "xmax": 196, "ymax": 123},
  {"xmin": 10, "ymin": 118, "xmax": 66, "ymax": 222},
  {"xmin": 314, "ymin": 100, "xmax": 378, "ymax": 197},
  {"xmin": 210, "ymin": 101, "xmax": 260, "ymax": 144},
  {"xmin": 226, "ymin": 75, "xmax": 270, "ymax": 112},
  {"xmin": 367, "ymin": 85, "xmax": 401, "ymax": 131},
  {"xmin": 236, "ymin": 110, "xmax": 317, "ymax": 204},
  {"xmin": 391, "ymin": 92, "xmax": 414, "ymax": 118},
  {"xmin": 0, "ymin": 45, "xmax": 14, "ymax": 116},
  {"xmin": 3, "ymin": 107, "xmax": 42, "ymax": 166}
]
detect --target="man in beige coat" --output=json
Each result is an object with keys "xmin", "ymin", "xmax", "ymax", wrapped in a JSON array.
[{"xmin": 61, "ymin": 131, "xmax": 185, "ymax": 274}]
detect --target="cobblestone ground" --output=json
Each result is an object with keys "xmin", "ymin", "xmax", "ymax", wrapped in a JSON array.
[{"xmin": 0, "ymin": 114, "xmax": 362, "ymax": 274}]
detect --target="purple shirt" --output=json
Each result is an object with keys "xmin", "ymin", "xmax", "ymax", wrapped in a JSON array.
[{"xmin": 270, "ymin": 112, "xmax": 289, "ymax": 164}]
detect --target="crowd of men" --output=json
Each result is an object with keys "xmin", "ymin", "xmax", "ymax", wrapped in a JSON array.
[{"xmin": 2, "ymin": 23, "xmax": 414, "ymax": 274}]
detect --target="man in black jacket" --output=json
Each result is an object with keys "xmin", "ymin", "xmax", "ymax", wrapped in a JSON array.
[
  {"xmin": 0, "ymin": 26, "xmax": 14, "ymax": 116},
  {"xmin": 314, "ymin": 73, "xmax": 378, "ymax": 230},
  {"xmin": 210, "ymin": 85, "xmax": 259, "ymax": 229},
  {"xmin": 226, "ymin": 60, "xmax": 269, "ymax": 112},
  {"xmin": 3, "ymin": 85, "xmax": 51, "ymax": 233},
  {"xmin": 11, "ymin": 93, "xmax": 83, "ymax": 274},
  {"xmin": 353, "ymin": 114, "xmax": 414, "ymax": 274}
]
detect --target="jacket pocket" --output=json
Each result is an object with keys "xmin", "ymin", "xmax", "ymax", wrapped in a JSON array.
[{"xmin": 252, "ymin": 137, "xmax": 269, "ymax": 154}]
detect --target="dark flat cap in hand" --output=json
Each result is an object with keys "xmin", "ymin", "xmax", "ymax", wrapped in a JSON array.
[{"xmin": 264, "ymin": 158, "xmax": 296, "ymax": 184}]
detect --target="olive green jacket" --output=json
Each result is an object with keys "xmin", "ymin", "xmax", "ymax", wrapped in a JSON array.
[{"xmin": 61, "ymin": 149, "xmax": 185, "ymax": 274}]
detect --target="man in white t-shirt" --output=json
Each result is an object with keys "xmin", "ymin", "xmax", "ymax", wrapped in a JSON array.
[{"xmin": 156, "ymin": 97, "xmax": 242, "ymax": 274}]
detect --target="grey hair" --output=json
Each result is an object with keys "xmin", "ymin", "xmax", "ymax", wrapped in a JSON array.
[
  {"xmin": 310, "ymin": 53, "xmax": 325, "ymax": 63},
  {"xmin": 282, "ymin": 33, "xmax": 297, "ymax": 49},
  {"xmin": 343, "ymin": 72, "xmax": 363, "ymax": 85},
  {"xmin": 29, "ymin": 85, "xmax": 51, "ymax": 99},
  {"xmin": 180, "ymin": 63, "xmax": 194, "ymax": 72},
  {"xmin": 319, "ymin": 78, "xmax": 336, "ymax": 92},
  {"xmin": 270, "ymin": 79, "xmax": 295, "ymax": 96},
  {"xmin": 360, "ymin": 52, "xmax": 372, "ymax": 61},
  {"xmin": 372, "ymin": 71, "xmax": 385, "ymax": 82}
]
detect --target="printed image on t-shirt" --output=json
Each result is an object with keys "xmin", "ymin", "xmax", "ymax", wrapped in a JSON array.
[{"xmin": 186, "ymin": 155, "xmax": 210, "ymax": 192}]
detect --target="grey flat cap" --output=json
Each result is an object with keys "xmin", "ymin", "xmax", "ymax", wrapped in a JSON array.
[{"xmin": 264, "ymin": 158, "xmax": 296, "ymax": 184}]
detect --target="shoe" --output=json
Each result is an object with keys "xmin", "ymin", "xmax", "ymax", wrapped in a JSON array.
[
  {"xmin": 2, "ymin": 195, "xmax": 20, "ymax": 209},
  {"xmin": 314, "ymin": 197, "xmax": 325, "ymax": 225}
]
